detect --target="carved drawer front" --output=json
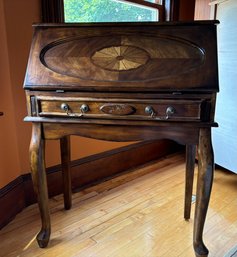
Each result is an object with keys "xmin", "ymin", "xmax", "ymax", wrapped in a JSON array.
[{"xmin": 37, "ymin": 97, "xmax": 206, "ymax": 121}]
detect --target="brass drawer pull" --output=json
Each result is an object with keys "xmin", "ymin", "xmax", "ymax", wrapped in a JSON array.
[
  {"xmin": 80, "ymin": 104, "xmax": 89, "ymax": 113},
  {"xmin": 61, "ymin": 103, "xmax": 70, "ymax": 113},
  {"xmin": 145, "ymin": 106, "xmax": 156, "ymax": 118},
  {"xmin": 145, "ymin": 106, "xmax": 175, "ymax": 120},
  {"xmin": 165, "ymin": 106, "xmax": 175, "ymax": 119},
  {"xmin": 60, "ymin": 103, "xmax": 89, "ymax": 117}
]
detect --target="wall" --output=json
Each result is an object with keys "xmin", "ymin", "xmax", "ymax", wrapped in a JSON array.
[
  {"xmin": 212, "ymin": 0, "xmax": 237, "ymax": 173},
  {"xmin": 0, "ymin": 0, "xmax": 129, "ymax": 189},
  {"xmin": 0, "ymin": 0, "xmax": 21, "ymax": 187},
  {"xmin": 194, "ymin": 0, "xmax": 211, "ymax": 20}
]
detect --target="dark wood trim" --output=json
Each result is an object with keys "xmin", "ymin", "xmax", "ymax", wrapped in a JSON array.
[
  {"xmin": 0, "ymin": 139, "xmax": 180, "ymax": 229},
  {"xmin": 0, "ymin": 177, "xmax": 25, "ymax": 229},
  {"xmin": 41, "ymin": 0, "xmax": 181, "ymax": 23},
  {"xmin": 164, "ymin": 0, "xmax": 180, "ymax": 21},
  {"xmin": 41, "ymin": 0, "xmax": 64, "ymax": 22}
]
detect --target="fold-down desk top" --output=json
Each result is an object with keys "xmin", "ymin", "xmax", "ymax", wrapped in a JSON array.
[{"xmin": 24, "ymin": 21, "xmax": 219, "ymax": 93}]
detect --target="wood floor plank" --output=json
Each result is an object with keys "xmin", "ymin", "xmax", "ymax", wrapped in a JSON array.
[{"xmin": 0, "ymin": 153, "xmax": 236, "ymax": 257}]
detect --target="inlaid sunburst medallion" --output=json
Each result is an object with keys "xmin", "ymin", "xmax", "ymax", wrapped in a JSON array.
[{"xmin": 91, "ymin": 45, "xmax": 150, "ymax": 71}]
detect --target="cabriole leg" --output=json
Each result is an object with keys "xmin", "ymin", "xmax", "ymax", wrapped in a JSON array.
[
  {"xmin": 193, "ymin": 128, "xmax": 214, "ymax": 257},
  {"xmin": 29, "ymin": 123, "xmax": 50, "ymax": 248},
  {"xmin": 60, "ymin": 136, "xmax": 72, "ymax": 210},
  {"xmin": 184, "ymin": 144, "xmax": 196, "ymax": 220}
]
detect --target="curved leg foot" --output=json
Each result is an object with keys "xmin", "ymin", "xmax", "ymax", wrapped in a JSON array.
[
  {"xmin": 193, "ymin": 128, "xmax": 214, "ymax": 257},
  {"xmin": 194, "ymin": 241, "xmax": 208, "ymax": 257},
  {"xmin": 36, "ymin": 227, "xmax": 51, "ymax": 248},
  {"xmin": 30, "ymin": 123, "xmax": 51, "ymax": 248}
]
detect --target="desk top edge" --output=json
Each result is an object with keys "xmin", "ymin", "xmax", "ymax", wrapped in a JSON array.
[{"xmin": 32, "ymin": 20, "xmax": 220, "ymax": 28}]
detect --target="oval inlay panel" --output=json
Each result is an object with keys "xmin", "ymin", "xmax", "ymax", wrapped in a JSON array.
[
  {"xmin": 100, "ymin": 104, "xmax": 135, "ymax": 115},
  {"xmin": 40, "ymin": 35, "xmax": 205, "ymax": 82}
]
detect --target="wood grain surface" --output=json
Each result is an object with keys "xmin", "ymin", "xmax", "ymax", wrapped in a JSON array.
[{"xmin": 0, "ymin": 153, "xmax": 236, "ymax": 257}]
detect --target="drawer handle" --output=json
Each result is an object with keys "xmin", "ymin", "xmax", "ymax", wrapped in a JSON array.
[
  {"xmin": 165, "ymin": 106, "xmax": 175, "ymax": 119},
  {"xmin": 145, "ymin": 106, "xmax": 175, "ymax": 120},
  {"xmin": 145, "ymin": 106, "xmax": 156, "ymax": 118},
  {"xmin": 80, "ymin": 104, "xmax": 89, "ymax": 113},
  {"xmin": 60, "ymin": 103, "xmax": 89, "ymax": 117},
  {"xmin": 61, "ymin": 103, "xmax": 70, "ymax": 114}
]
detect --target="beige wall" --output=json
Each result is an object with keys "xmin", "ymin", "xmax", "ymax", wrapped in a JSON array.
[
  {"xmin": 194, "ymin": 0, "xmax": 212, "ymax": 20},
  {"xmin": 0, "ymin": 0, "xmax": 129, "ymax": 188},
  {"xmin": 0, "ymin": 0, "xmax": 21, "ymax": 187}
]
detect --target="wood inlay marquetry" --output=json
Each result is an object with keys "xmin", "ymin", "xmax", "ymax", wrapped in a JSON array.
[
  {"xmin": 91, "ymin": 45, "xmax": 150, "ymax": 71},
  {"xmin": 100, "ymin": 103, "xmax": 136, "ymax": 115},
  {"xmin": 40, "ymin": 34, "xmax": 205, "ymax": 84}
]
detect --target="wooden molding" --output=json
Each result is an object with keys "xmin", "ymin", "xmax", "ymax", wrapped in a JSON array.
[
  {"xmin": 0, "ymin": 177, "xmax": 26, "ymax": 229},
  {"xmin": 164, "ymin": 0, "xmax": 180, "ymax": 21},
  {"xmin": 41, "ymin": 0, "xmax": 64, "ymax": 22},
  {"xmin": 0, "ymin": 139, "xmax": 181, "ymax": 229},
  {"xmin": 41, "ymin": 0, "xmax": 180, "ymax": 23}
]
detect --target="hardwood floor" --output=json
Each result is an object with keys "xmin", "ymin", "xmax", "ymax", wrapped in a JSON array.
[{"xmin": 0, "ymin": 152, "xmax": 237, "ymax": 257}]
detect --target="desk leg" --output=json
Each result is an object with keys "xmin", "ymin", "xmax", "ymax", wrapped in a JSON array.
[
  {"xmin": 30, "ymin": 123, "xmax": 51, "ymax": 248},
  {"xmin": 193, "ymin": 128, "xmax": 214, "ymax": 257},
  {"xmin": 60, "ymin": 136, "xmax": 72, "ymax": 210},
  {"xmin": 184, "ymin": 144, "xmax": 196, "ymax": 220}
]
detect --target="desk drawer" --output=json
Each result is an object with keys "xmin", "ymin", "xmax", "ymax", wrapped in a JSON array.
[{"xmin": 37, "ymin": 97, "xmax": 206, "ymax": 121}]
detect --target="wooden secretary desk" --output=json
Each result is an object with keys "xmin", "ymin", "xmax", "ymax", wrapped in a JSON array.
[{"xmin": 24, "ymin": 21, "xmax": 219, "ymax": 257}]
